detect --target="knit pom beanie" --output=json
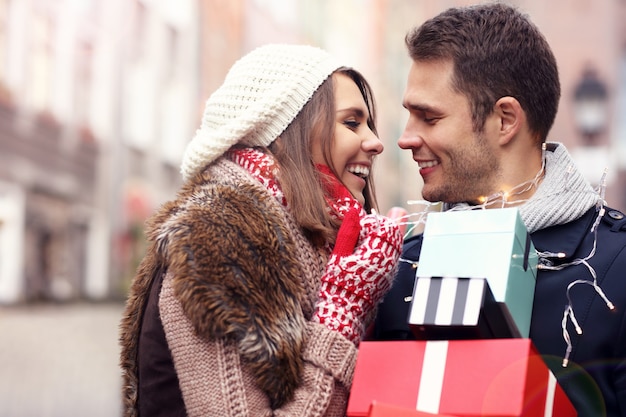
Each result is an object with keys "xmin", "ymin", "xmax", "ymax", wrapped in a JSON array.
[{"xmin": 180, "ymin": 44, "xmax": 342, "ymax": 181}]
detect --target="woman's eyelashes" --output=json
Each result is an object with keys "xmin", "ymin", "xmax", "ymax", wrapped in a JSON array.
[{"xmin": 343, "ymin": 119, "xmax": 360, "ymax": 130}]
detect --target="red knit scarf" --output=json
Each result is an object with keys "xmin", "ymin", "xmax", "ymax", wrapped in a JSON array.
[
  {"xmin": 228, "ymin": 148, "xmax": 363, "ymax": 220},
  {"xmin": 228, "ymin": 148, "xmax": 287, "ymax": 207},
  {"xmin": 315, "ymin": 163, "xmax": 364, "ymax": 221}
]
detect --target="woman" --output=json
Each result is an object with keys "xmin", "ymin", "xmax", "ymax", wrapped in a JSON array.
[{"xmin": 119, "ymin": 44, "xmax": 403, "ymax": 417}]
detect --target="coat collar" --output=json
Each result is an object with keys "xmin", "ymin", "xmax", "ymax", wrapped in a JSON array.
[{"xmin": 530, "ymin": 206, "xmax": 597, "ymax": 259}]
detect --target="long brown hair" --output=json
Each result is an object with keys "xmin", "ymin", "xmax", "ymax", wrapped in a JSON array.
[{"xmin": 268, "ymin": 67, "xmax": 379, "ymax": 247}]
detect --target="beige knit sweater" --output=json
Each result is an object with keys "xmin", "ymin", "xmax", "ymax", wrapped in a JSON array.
[{"xmin": 120, "ymin": 157, "xmax": 358, "ymax": 416}]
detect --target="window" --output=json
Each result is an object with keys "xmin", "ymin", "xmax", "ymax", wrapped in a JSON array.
[
  {"xmin": 0, "ymin": 0, "xmax": 9, "ymax": 83},
  {"xmin": 29, "ymin": 10, "xmax": 54, "ymax": 112},
  {"xmin": 616, "ymin": 49, "xmax": 626, "ymax": 169},
  {"xmin": 74, "ymin": 40, "xmax": 92, "ymax": 128}
]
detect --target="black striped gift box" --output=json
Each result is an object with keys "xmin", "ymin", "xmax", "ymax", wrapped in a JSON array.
[{"xmin": 408, "ymin": 276, "xmax": 521, "ymax": 340}]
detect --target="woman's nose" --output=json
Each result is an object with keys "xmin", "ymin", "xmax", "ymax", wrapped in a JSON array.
[{"xmin": 363, "ymin": 129, "xmax": 384, "ymax": 154}]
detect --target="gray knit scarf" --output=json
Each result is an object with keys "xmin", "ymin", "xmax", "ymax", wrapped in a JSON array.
[
  {"xmin": 518, "ymin": 142, "xmax": 599, "ymax": 233},
  {"xmin": 447, "ymin": 142, "xmax": 600, "ymax": 233}
]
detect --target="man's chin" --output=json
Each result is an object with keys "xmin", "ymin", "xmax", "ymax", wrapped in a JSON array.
[
  {"xmin": 422, "ymin": 187, "xmax": 486, "ymax": 205},
  {"xmin": 420, "ymin": 188, "xmax": 449, "ymax": 204}
]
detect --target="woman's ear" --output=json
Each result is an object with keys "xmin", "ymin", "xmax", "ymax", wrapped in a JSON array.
[{"xmin": 494, "ymin": 96, "xmax": 524, "ymax": 145}]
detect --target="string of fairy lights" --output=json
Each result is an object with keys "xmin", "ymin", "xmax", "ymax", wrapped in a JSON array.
[{"xmin": 390, "ymin": 144, "xmax": 615, "ymax": 367}]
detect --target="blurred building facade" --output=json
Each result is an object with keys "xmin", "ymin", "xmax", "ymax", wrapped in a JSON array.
[
  {"xmin": 0, "ymin": 0, "xmax": 100, "ymax": 303},
  {"xmin": 0, "ymin": 0, "xmax": 200, "ymax": 303},
  {"xmin": 0, "ymin": 0, "xmax": 625, "ymax": 303}
]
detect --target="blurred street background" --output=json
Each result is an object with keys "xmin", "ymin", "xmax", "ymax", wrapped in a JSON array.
[
  {"xmin": 0, "ymin": 302, "xmax": 122, "ymax": 417},
  {"xmin": 0, "ymin": 302, "xmax": 124, "ymax": 417},
  {"xmin": 0, "ymin": 0, "xmax": 625, "ymax": 415}
]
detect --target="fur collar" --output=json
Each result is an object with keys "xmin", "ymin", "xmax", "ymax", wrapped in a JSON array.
[{"xmin": 121, "ymin": 158, "xmax": 312, "ymax": 410}]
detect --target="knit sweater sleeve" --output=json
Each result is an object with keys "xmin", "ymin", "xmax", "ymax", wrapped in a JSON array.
[
  {"xmin": 160, "ymin": 275, "xmax": 357, "ymax": 417},
  {"xmin": 269, "ymin": 322, "xmax": 357, "ymax": 417},
  {"xmin": 302, "ymin": 322, "xmax": 357, "ymax": 388}
]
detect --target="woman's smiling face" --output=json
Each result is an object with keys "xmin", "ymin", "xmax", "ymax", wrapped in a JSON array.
[{"xmin": 312, "ymin": 73, "xmax": 383, "ymax": 205}]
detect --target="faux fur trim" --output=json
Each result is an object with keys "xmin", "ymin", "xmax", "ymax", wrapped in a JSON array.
[{"xmin": 121, "ymin": 164, "xmax": 309, "ymax": 411}]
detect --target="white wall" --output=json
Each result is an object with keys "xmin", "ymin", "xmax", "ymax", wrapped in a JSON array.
[{"xmin": 0, "ymin": 182, "xmax": 25, "ymax": 303}]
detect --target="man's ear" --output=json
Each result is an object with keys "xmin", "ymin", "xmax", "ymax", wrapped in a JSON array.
[{"xmin": 494, "ymin": 96, "xmax": 524, "ymax": 145}]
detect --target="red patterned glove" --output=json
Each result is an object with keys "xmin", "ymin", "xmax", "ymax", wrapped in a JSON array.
[{"xmin": 314, "ymin": 208, "xmax": 403, "ymax": 345}]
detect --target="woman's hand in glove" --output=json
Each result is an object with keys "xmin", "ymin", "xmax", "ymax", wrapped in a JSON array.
[{"xmin": 313, "ymin": 208, "xmax": 403, "ymax": 345}]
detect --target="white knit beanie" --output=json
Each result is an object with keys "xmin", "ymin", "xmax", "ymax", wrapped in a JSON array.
[{"xmin": 180, "ymin": 44, "xmax": 342, "ymax": 181}]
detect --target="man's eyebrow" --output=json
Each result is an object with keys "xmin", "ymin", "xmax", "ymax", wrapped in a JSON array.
[{"xmin": 403, "ymin": 102, "xmax": 440, "ymax": 114}]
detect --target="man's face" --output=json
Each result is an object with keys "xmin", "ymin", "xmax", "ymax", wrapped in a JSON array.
[{"xmin": 399, "ymin": 59, "xmax": 501, "ymax": 204}]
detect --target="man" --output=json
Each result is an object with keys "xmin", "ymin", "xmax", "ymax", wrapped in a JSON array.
[{"xmin": 371, "ymin": 4, "xmax": 626, "ymax": 417}]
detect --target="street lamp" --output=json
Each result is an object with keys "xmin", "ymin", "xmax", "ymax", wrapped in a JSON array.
[{"xmin": 573, "ymin": 67, "xmax": 609, "ymax": 144}]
